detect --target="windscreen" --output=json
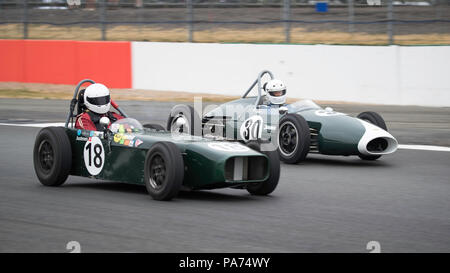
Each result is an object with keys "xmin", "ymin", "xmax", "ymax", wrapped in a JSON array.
[
  {"xmin": 110, "ymin": 118, "xmax": 144, "ymax": 134},
  {"xmin": 287, "ymin": 100, "xmax": 322, "ymax": 113}
]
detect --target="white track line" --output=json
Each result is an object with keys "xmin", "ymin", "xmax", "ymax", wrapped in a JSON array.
[
  {"xmin": 0, "ymin": 122, "xmax": 65, "ymax": 128},
  {"xmin": 1, "ymin": 122, "xmax": 450, "ymax": 152},
  {"xmin": 398, "ymin": 144, "xmax": 450, "ymax": 152}
]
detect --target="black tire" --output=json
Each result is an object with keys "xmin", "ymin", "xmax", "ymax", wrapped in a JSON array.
[
  {"xmin": 278, "ymin": 114, "xmax": 310, "ymax": 164},
  {"xmin": 357, "ymin": 111, "xmax": 387, "ymax": 161},
  {"xmin": 143, "ymin": 123, "xmax": 166, "ymax": 131},
  {"xmin": 357, "ymin": 111, "xmax": 387, "ymax": 131},
  {"xmin": 166, "ymin": 104, "xmax": 201, "ymax": 135},
  {"xmin": 144, "ymin": 142, "xmax": 184, "ymax": 201},
  {"xmin": 246, "ymin": 142, "xmax": 280, "ymax": 196},
  {"xmin": 33, "ymin": 127, "xmax": 72, "ymax": 186}
]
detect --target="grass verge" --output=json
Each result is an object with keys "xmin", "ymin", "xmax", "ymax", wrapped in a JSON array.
[{"xmin": 1, "ymin": 24, "xmax": 450, "ymax": 45}]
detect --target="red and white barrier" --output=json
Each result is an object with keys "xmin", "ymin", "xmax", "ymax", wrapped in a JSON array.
[{"xmin": 1, "ymin": 40, "xmax": 449, "ymax": 107}]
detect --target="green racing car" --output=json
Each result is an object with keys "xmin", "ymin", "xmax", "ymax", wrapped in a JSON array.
[
  {"xmin": 167, "ymin": 70, "xmax": 398, "ymax": 164},
  {"xmin": 33, "ymin": 79, "xmax": 280, "ymax": 201}
]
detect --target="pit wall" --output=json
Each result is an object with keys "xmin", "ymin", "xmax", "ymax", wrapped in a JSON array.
[{"xmin": 1, "ymin": 40, "xmax": 449, "ymax": 107}]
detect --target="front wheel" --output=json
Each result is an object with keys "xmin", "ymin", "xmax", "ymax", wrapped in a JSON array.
[
  {"xmin": 144, "ymin": 142, "xmax": 184, "ymax": 201},
  {"xmin": 33, "ymin": 127, "xmax": 72, "ymax": 186},
  {"xmin": 246, "ymin": 142, "xmax": 280, "ymax": 196},
  {"xmin": 278, "ymin": 114, "xmax": 310, "ymax": 164}
]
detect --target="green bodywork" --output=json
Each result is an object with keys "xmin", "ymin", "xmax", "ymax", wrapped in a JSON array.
[
  {"xmin": 295, "ymin": 109, "xmax": 365, "ymax": 155},
  {"xmin": 65, "ymin": 127, "xmax": 269, "ymax": 189},
  {"xmin": 204, "ymin": 97, "xmax": 367, "ymax": 156},
  {"xmin": 204, "ymin": 97, "xmax": 281, "ymax": 142}
]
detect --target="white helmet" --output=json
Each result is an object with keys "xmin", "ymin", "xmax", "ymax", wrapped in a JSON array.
[
  {"xmin": 264, "ymin": 79, "xmax": 286, "ymax": 105},
  {"xmin": 84, "ymin": 83, "xmax": 111, "ymax": 114}
]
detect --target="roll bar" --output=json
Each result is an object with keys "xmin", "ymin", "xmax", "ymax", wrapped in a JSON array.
[
  {"xmin": 65, "ymin": 79, "xmax": 128, "ymax": 128},
  {"xmin": 241, "ymin": 70, "xmax": 275, "ymax": 107}
]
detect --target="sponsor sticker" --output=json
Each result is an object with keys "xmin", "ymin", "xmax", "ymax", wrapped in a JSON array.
[
  {"xmin": 113, "ymin": 133, "xmax": 122, "ymax": 143},
  {"xmin": 135, "ymin": 139, "xmax": 143, "ymax": 147},
  {"xmin": 314, "ymin": 109, "xmax": 345, "ymax": 117},
  {"xmin": 77, "ymin": 129, "xmax": 82, "ymax": 136},
  {"xmin": 113, "ymin": 133, "xmax": 135, "ymax": 145},
  {"xmin": 76, "ymin": 136, "xmax": 88, "ymax": 141}
]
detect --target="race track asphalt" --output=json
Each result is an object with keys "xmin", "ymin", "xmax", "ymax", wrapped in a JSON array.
[{"xmin": 0, "ymin": 99, "xmax": 449, "ymax": 252}]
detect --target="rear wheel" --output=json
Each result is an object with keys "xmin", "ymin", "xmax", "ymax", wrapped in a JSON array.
[
  {"xmin": 33, "ymin": 127, "xmax": 72, "ymax": 186},
  {"xmin": 246, "ymin": 142, "xmax": 280, "ymax": 196},
  {"xmin": 144, "ymin": 142, "xmax": 184, "ymax": 201},
  {"xmin": 357, "ymin": 111, "xmax": 387, "ymax": 160},
  {"xmin": 278, "ymin": 114, "xmax": 310, "ymax": 164},
  {"xmin": 167, "ymin": 104, "xmax": 201, "ymax": 135}
]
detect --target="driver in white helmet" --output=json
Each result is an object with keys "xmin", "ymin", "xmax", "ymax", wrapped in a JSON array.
[
  {"xmin": 263, "ymin": 79, "xmax": 287, "ymax": 106},
  {"xmin": 75, "ymin": 83, "xmax": 124, "ymax": 131}
]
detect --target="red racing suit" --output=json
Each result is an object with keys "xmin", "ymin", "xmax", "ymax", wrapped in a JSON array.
[{"xmin": 75, "ymin": 111, "xmax": 124, "ymax": 131}]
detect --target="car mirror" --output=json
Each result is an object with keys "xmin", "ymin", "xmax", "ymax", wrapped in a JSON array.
[
  {"xmin": 99, "ymin": 117, "xmax": 112, "ymax": 152},
  {"xmin": 325, "ymin": 107, "xmax": 334, "ymax": 113},
  {"xmin": 99, "ymin": 117, "xmax": 110, "ymax": 130},
  {"xmin": 279, "ymin": 106, "xmax": 288, "ymax": 115}
]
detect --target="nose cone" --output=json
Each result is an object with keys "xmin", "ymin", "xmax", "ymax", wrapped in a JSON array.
[{"xmin": 357, "ymin": 120, "xmax": 398, "ymax": 156}]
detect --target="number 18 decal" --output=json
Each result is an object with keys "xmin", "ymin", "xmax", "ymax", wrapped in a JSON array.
[{"xmin": 83, "ymin": 136, "xmax": 105, "ymax": 176}]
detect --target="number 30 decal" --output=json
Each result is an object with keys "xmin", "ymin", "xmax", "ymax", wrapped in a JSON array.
[{"xmin": 83, "ymin": 136, "xmax": 105, "ymax": 176}]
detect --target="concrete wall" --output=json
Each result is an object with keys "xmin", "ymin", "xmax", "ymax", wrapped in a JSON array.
[{"xmin": 132, "ymin": 42, "xmax": 450, "ymax": 107}]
